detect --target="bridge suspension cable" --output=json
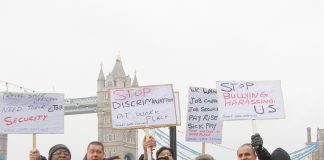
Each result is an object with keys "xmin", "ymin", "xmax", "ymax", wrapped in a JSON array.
[
  {"xmin": 0, "ymin": 80, "xmax": 35, "ymax": 92},
  {"xmin": 290, "ymin": 143, "xmax": 318, "ymax": 160}
]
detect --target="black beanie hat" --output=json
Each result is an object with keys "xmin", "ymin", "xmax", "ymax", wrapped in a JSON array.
[
  {"xmin": 48, "ymin": 144, "xmax": 71, "ymax": 160},
  {"xmin": 270, "ymin": 148, "xmax": 291, "ymax": 160}
]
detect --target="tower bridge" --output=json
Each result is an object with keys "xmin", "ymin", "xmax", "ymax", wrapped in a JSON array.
[
  {"xmin": 0, "ymin": 57, "xmax": 323, "ymax": 160},
  {"xmin": 1, "ymin": 57, "xmax": 138, "ymax": 160},
  {"xmin": 64, "ymin": 96, "xmax": 97, "ymax": 115}
]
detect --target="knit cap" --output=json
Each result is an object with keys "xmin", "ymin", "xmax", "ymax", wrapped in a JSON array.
[
  {"xmin": 48, "ymin": 144, "xmax": 71, "ymax": 160},
  {"xmin": 270, "ymin": 148, "xmax": 291, "ymax": 160},
  {"xmin": 195, "ymin": 154, "xmax": 215, "ymax": 160}
]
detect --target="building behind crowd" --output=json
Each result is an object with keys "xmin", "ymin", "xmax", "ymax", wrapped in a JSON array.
[{"xmin": 96, "ymin": 56, "xmax": 138, "ymax": 159}]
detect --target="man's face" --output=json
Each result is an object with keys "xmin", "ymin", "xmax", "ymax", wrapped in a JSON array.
[
  {"xmin": 87, "ymin": 144, "xmax": 104, "ymax": 160},
  {"xmin": 237, "ymin": 145, "xmax": 256, "ymax": 160},
  {"xmin": 51, "ymin": 149, "xmax": 71, "ymax": 160}
]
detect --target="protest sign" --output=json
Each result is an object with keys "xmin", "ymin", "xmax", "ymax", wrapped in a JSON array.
[
  {"xmin": 186, "ymin": 87, "xmax": 222, "ymax": 143},
  {"xmin": 0, "ymin": 92, "xmax": 64, "ymax": 133},
  {"xmin": 216, "ymin": 80, "xmax": 285, "ymax": 120},
  {"xmin": 110, "ymin": 84, "xmax": 177, "ymax": 129}
]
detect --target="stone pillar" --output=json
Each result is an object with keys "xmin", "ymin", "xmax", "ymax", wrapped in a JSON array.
[
  {"xmin": 307, "ymin": 127, "xmax": 312, "ymax": 145},
  {"xmin": 0, "ymin": 134, "xmax": 7, "ymax": 160},
  {"xmin": 318, "ymin": 129, "xmax": 324, "ymax": 160}
]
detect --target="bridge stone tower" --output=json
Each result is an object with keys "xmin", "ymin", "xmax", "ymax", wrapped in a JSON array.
[{"xmin": 97, "ymin": 56, "xmax": 138, "ymax": 159}]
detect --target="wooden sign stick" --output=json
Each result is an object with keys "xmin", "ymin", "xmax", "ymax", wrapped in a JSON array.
[{"xmin": 144, "ymin": 128, "xmax": 152, "ymax": 160}]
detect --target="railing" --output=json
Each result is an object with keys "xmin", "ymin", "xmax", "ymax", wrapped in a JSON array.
[
  {"xmin": 155, "ymin": 128, "xmax": 318, "ymax": 160},
  {"xmin": 64, "ymin": 96, "xmax": 97, "ymax": 115}
]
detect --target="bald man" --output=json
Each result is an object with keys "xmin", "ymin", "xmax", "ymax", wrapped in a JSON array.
[{"xmin": 237, "ymin": 143, "xmax": 257, "ymax": 160}]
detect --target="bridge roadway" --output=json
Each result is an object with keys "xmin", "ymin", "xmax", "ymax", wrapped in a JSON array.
[{"xmin": 63, "ymin": 96, "xmax": 97, "ymax": 115}]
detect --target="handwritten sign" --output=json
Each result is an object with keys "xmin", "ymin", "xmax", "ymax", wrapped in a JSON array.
[
  {"xmin": 185, "ymin": 87, "xmax": 222, "ymax": 143},
  {"xmin": 0, "ymin": 92, "xmax": 64, "ymax": 134},
  {"xmin": 110, "ymin": 84, "xmax": 177, "ymax": 129},
  {"xmin": 216, "ymin": 81, "xmax": 285, "ymax": 120}
]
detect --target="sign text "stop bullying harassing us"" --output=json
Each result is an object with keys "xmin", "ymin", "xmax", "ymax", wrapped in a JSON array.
[{"xmin": 216, "ymin": 81, "xmax": 285, "ymax": 120}]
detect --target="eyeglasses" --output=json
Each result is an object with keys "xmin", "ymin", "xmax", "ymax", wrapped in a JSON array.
[
  {"xmin": 53, "ymin": 150, "xmax": 70, "ymax": 156},
  {"xmin": 159, "ymin": 153, "xmax": 173, "ymax": 157},
  {"xmin": 157, "ymin": 156, "xmax": 169, "ymax": 160}
]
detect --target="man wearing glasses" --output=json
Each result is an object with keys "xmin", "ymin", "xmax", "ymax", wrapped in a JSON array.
[{"xmin": 29, "ymin": 144, "xmax": 71, "ymax": 160}]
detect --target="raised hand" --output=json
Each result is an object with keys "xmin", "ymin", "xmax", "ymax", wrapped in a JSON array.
[{"xmin": 251, "ymin": 133, "xmax": 263, "ymax": 150}]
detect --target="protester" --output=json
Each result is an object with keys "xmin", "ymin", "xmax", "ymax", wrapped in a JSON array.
[
  {"xmin": 270, "ymin": 148, "xmax": 291, "ymax": 160},
  {"xmin": 251, "ymin": 133, "xmax": 291, "ymax": 160},
  {"xmin": 237, "ymin": 143, "xmax": 257, "ymax": 160},
  {"xmin": 29, "ymin": 144, "xmax": 71, "ymax": 160},
  {"xmin": 86, "ymin": 141, "xmax": 105, "ymax": 160},
  {"xmin": 194, "ymin": 154, "xmax": 215, "ymax": 160},
  {"xmin": 138, "ymin": 135, "xmax": 174, "ymax": 160},
  {"xmin": 48, "ymin": 144, "xmax": 71, "ymax": 160},
  {"xmin": 156, "ymin": 146, "xmax": 174, "ymax": 160}
]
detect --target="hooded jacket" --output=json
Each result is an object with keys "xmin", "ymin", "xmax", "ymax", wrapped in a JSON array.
[
  {"xmin": 270, "ymin": 148, "xmax": 291, "ymax": 160},
  {"xmin": 255, "ymin": 147, "xmax": 291, "ymax": 160}
]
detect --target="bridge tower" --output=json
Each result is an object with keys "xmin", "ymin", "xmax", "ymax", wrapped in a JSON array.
[{"xmin": 97, "ymin": 56, "xmax": 138, "ymax": 159}]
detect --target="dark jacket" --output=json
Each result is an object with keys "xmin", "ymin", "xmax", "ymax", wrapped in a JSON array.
[
  {"xmin": 270, "ymin": 148, "xmax": 291, "ymax": 160},
  {"xmin": 256, "ymin": 147, "xmax": 291, "ymax": 160},
  {"xmin": 255, "ymin": 147, "xmax": 271, "ymax": 160},
  {"xmin": 40, "ymin": 155, "xmax": 47, "ymax": 160},
  {"xmin": 138, "ymin": 154, "xmax": 155, "ymax": 160}
]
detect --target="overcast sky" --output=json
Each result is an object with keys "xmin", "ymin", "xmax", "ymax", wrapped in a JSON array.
[{"xmin": 1, "ymin": 0, "xmax": 323, "ymax": 159}]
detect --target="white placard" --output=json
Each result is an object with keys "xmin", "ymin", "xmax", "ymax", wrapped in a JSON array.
[
  {"xmin": 110, "ymin": 84, "xmax": 177, "ymax": 129},
  {"xmin": 0, "ymin": 92, "xmax": 64, "ymax": 134},
  {"xmin": 216, "ymin": 80, "xmax": 285, "ymax": 120},
  {"xmin": 185, "ymin": 87, "xmax": 222, "ymax": 143}
]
